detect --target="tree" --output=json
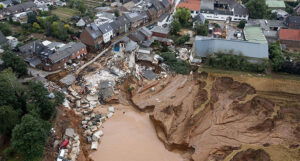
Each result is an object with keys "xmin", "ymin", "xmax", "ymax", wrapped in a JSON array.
[
  {"xmin": 114, "ymin": 9, "xmax": 120, "ymax": 17},
  {"xmin": 0, "ymin": 22, "xmax": 12, "ymax": 36},
  {"xmin": 160, "ymin": 52, "xmax": 191, "ymax": 74},
  {"xmin": 0, "ymin": 4, "xmax": 4, "ymax": 9},
  {"xmin": 2, "ymin": 50, "xmax": 28, "ymax": 77},
  {"xmin": 0, "ymin": 69, "xmax": 27, "ymax": 114},
  {"xmin": 32, "ymin": 22, "xmax": 41, "ymax": 31},
  {"xmin": 174, "ymin": 8, "xmax": 191, "ymax": 26},
  {"xmin": 170, "ymin": 19, "xmax": 181, "ymax": 35},
  {"xmin": 50, "ymin": 21, "xmax": 68, "ymax": 41},
  {"xmin": 54, "ymin": 91, "xmax": 65, "ymax": 106},
  {"xmin": 0, "ymin": 106, "xmax": 20, "ymax": 135},
  {"xmin": 195, "ymin": 23, "xmax": 208, "ymax": 36},
  {"xmin": 175, "ymin": 34, "xmax": 190, "ymax": 45},
  {"xmin": 28, "ymin": 81, "xmax": 55, "ymax": 120},
  {"xmin": 11, "ymin": 114, "xmax": 50, "ymax": 161},
  {"xmin": 27, "ymin": 12, "xmax": 37, "ymax": 24},
  {"xmin": 269, "ymin": 42, "xmax": 284, "ymax": 71},
  {"xmin": 246, "ymin": 0, "xmax": 268, "ymax": 19},
  {"xmin": 237, "ymin": 20, "xmax": 246, "ymax": 29}
]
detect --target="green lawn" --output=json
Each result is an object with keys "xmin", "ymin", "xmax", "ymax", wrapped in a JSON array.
[{"xmin": 51, "ymin": 7, "xmax": 80, "ymax": 21}]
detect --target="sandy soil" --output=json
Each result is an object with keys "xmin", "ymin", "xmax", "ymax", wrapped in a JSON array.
[
  {"xmin": 131, "ymin": 73, "xmax": 300, "ymax": 161},
  {"xmin": 90, "ymin": 105, "xmax": 184, "ymax": 161}
]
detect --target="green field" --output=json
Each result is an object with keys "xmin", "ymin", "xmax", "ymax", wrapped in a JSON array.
[{"xmin": 51, "ymin": 7, "xmax": 80, "ymax": 21}]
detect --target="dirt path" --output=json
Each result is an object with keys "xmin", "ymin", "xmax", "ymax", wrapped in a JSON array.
[{"xmin": 90, "ymin": 105, "xmax": 184, "ymax": 161}]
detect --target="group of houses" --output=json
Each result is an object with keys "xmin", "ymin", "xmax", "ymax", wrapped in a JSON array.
[
  {"xmin": 188, "ymin": 0, "xmax": 300, "ymax": 63},
  {"xmin": 0, "ymin": 0, "xmax": 65, "ymax": 23},
  {"xmin": 18, "ymin": 40, "xmax": 87, "ymax": 71},
  {"xmin": 79, "ymin": 0, "xmax": 172, "ymax": 50}
]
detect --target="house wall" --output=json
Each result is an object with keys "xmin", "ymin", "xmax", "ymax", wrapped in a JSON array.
[
  {"xmin": 80, "ymin": 30, "xmax": 103, "ymax": 47},
  {"xmin": 201, "ymin": 13, "xmax": 248, "ymax": 22},
  {"xmin": 280, "ymin": 40, "xmax": 300, "ymax": 50},
  {"xmin": 70, "ymin": 47, "xmax": 88, "ymax": 59},
  {"xmin": 152, "ymin": 32, "xmax": 168, "ymax": 38},
  {"xmin": 43, "ymin": 47, "xmax": 87, "ymax": 71},
  {"xmin": 194, "ymin": 38, "xmax": 269, "ymax": 59},
  {"xmin": 103, "ymin": 30, "xmax": 113, "ymax": 43}
]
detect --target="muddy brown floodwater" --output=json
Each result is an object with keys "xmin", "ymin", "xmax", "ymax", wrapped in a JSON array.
[{"xmin": 90, "ymin": 105, "xmax": 184, "ymax": 161}]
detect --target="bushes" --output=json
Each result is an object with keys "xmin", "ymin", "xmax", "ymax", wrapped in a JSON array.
[
  {"xmin": 160, "ymin": 52, "xmax": 191, "ymax": 74},
  {"xmin": 269, "ymin": 42, "xmax": 284, "ymax": 71},
  {"xmin": 174, "ymin": 34, "xmax": 190, "ymax": 45},
  {"xmin": 2, "ymin": 50, "xmax": 28, "ymax": 77},
  {"xmin": 206, "ymin": 52, "xmax": 268, "ymax": 73},
  {"xmin": 194, "ymin": 21, "xmax": 208, "ymax": 36}
]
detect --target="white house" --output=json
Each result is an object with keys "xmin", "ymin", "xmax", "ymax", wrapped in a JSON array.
[
  {"xmin": 200, "ymin": 0, "xmax": 249, "ymax": 22},
  {"xmin": 98, "ymin": 23, "xmax": 113, "ymax": 43},
  {"xmin": 34, "ymin": 0, "xmax": 54, "ymax": 7},
  {"xmin": 6, "ymin": 36, "xmax": 19, "ymax": 48},
  {"xmin": 12, "ymin": 12, "xmax": 28, "ymax": 23},
  {"xmin": 0, "ymin": 0, "xmax": 13, "ymax": 8}
]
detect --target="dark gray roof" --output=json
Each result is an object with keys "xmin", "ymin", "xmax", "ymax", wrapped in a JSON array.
[
  {"xmin": 193, "ymin": 13, "xmax": 206, "ymax": 24},
  {"xmin": 19, "ymin": 40, "xmax": 45, "ymax": 55},
  {"xmin": 129, "ymin": 31, "xmax": 146, "ymax": 42},
  {"xmin": 0, "ymin": 0, "xmax": 13, "ymax": 6},
  {"xmin": 6, "ymin": 2, "xmax": 36, "ymax": 14},
  {"xmin": 200, "ymin": 0, "xmax": 248, "ymax": 16},
  {"xmin": 0, "ymin": 31, "xmax": 8, "ymax": 45},
  {"xmin": 124, "ymin": 12, "xmax": 144, "ymax": 22},
  {"xmin": 151, "ymin": 26, "xmax": 169, "ymax": 34},
  {"xmin": 285, "ymin": 16, "xmax": 300, "ymax": 28},
  {"xmin": 139, "ymin": 27, "xmax": 152, "ymax": 37},
  {"xmin": 82, "ymin": 16, "xmax": 92, "ymax": 24},
  {"xmin": 125, "ymin": 40, "xmax": 138, "ymax": 52},
  {"xmin": 49, "ymin": 42, "xmax": 86, "ymax": 63},
  {"xmin": 85, "ymin": 23, "xmax": 103, "ymax": 40},
  {"xmin": 109, "ymin": 21, "xmax": 119, "ymax": 31},
  {"xmin": 110, "ymin": 16, "xmax": 128, "ymax": 32},
  {"xmin": 28, "ymin": 57, "xmax": 41, "ymax": 67},
  {"xmin": 152, "ymin": 0, "xmax": 164, "ymax": 12},
  {"xmin": 160, "ymin": 0, "xmax": 170, "ymax": 8},
  {"xmin": 98, "ymin": 23, "xmax": 113, "ymax": 34}
]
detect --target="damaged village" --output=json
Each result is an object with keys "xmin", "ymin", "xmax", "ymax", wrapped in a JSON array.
[{"xmin": 1, "ymin": 0, "xmax": 300, "ymax": 161}]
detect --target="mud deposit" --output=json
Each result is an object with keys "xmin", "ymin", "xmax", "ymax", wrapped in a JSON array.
[
  {"xmin": 90, "ymin": 106, "xmax": 184, "ymax": 161},
  {"xmin": 131, "ymin": 74, "xmax": 300, "ymax": 161}
]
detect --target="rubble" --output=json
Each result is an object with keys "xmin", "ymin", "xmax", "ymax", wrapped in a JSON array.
[
  {"xmin": 65, "ymin": 128, "xmax": 75, "ymax": 138},
  {"xmin": 60, "ymin": 74, "xmax": 76, "ymax": 86},
  {"xmin": 92, "ymin": 130, "xmax": 104, "ymax": 141},
  {"xmin": 91, "ymin": 141, "xmax": 98, "ymax": 150}
]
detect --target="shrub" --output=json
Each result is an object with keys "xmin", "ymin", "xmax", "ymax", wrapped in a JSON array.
[
  {"xmin": 206, "ymin": 52, "xmax": 268, "ymax": 73},
  {"xmin": 160, "ymin": 52, "xmax": 191, "ymax": 74}
]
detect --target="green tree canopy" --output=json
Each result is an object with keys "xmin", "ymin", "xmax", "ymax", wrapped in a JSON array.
[
  {"xmin": 2, "ymin": 50, "xmax": 28, "ymax": 77},
  {"xmin": 246, "ymin": 0, "xmax": 268, "ymax": 19},
  {"xmin": 170, "ymin": 19, "xmax": 181, "ymax": 35},
  {"xmin": 0, "ymin": 22, "xmax": 12, "ymax": 36},
  {"xmin": 27, "ymin": 81, "xmax": 55, "ymax": 120},
  {"xmin": 237, "ymin": 20, "xmax": 247, "ymax": 29},
  {"xmin": 174, "ymin": 8, "xmax": 191, "ymax": 26},
  {"xmin": 11, "ymin": 114, "xmax": 51, "ymax": 161},
  {"xmin": 269, "ymin": 42, "xmax": 284, "ymax": 71},
  {"xmin": 0, "ymin": 105, "xmax": 20, "ymax": 135},
  {"xmin": 195, "ymin": 22, "xmax": 208, "ymax": 36},
  {"xmin": 0, "ymin": 69, "xmax": 26, "ymax": 112}
]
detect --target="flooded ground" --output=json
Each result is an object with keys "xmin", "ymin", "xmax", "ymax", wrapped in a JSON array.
[{"xmin": 90, "ymin": 105, "xmax": 184, "ymax": 161}]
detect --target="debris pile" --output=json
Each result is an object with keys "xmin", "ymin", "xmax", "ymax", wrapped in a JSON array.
[{"xmin": 56, "ymin": 128, "xmax": 81, "ymax": 161}]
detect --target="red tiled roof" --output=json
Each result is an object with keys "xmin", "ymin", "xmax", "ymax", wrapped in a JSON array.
[
  {"xmin": 176, "ymin": 0, "xmax": 200, "ymax": 11},
  {"xmin": 279, "ymin": 29, "xmax": 300, "ymax": 41}
]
